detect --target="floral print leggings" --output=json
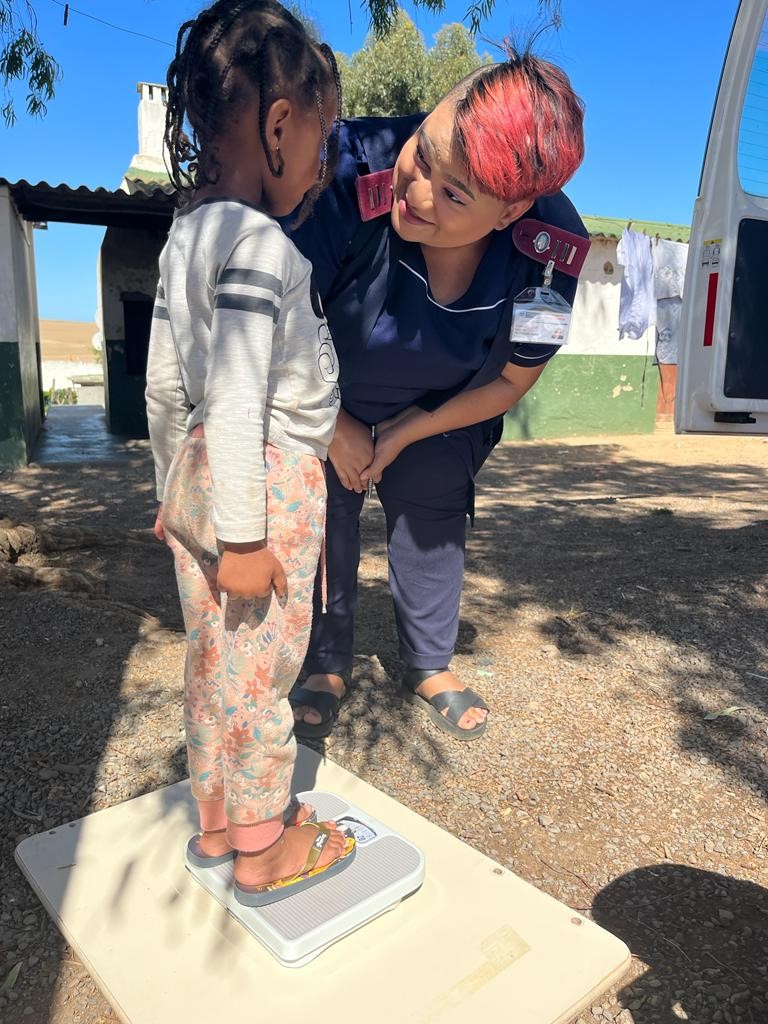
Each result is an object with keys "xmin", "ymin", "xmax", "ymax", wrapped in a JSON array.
[{"xmin": 162, "ymin": 434, "xmax": 326, "ymax": 852}]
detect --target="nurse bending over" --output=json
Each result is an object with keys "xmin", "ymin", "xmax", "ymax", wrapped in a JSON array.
[{"xmin": 288, "ymin": 46, "xmax": 587, "ymax": 741}]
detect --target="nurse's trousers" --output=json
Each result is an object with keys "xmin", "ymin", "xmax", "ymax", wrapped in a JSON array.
[{"xmin": 304, "ymin": 428, "xmax": 487, "ymax": 676}]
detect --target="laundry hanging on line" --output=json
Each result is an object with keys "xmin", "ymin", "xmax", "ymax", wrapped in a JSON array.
[
  {"xmin": 616, "ymin": 228, "xmax": 655, "ymax": 339},
  {"xmin": 652, "ymin": 237, "xmax": 688, "ymax": 365}
]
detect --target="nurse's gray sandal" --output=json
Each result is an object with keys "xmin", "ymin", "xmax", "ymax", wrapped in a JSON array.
[
  {"xmin": 234, "ymin": 823, "xmax": 357, "ymax": 908},
  {"xmin": 185, "ymin": 799, "xmax": 317, "ymax": 868},
  {"xmin": 289, "ymin": 670, "xmax": 352, "ymax": 740},
  {"xmin": 401, "ymin": 668, "xmax": 489, "ymax": 742}
]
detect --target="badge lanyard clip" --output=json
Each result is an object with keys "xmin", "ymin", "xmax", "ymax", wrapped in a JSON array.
[
  {"xmin": 508, "ymin": 219, "xmax": 591, "ymax": 348},
  {"xmin": 542, "ymin": 258, "xmax": 556, "ymax": 291}
]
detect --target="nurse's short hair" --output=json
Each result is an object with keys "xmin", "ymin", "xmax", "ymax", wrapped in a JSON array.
[{"xmin": 448, "ymin": 44, "xmax": 585, "ymax": 203}]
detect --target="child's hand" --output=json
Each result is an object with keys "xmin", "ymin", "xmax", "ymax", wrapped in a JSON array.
[
  {"xmin": 154, "ymin": 504, "xmax": 165, "ymax": 542},
  {"xmin": 328, "ymin": 409, "xmax": 374, "ymax": 493},
  {"xmin": 217, "ymin": 543, "xmax": 288, "ymax": 600}
]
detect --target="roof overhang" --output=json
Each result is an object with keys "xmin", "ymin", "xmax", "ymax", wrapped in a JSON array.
[{"xmin": 0, "ymin": 178, "xmax": 175, "ymax": 230}]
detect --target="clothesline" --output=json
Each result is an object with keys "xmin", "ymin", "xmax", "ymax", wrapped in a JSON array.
[{"xmin": 626, "ymin": 220, "xmax": 670, "ymax": 246}]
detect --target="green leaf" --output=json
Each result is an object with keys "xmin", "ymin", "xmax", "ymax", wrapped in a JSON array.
[
  {"xmin": 703, "ymin": 706, "xmax": 748, "ymax": 721},
  {"xmin": 1, "ymin": 2, "xmax": 60, "ymax": 126},
  {"xmin": 1, "ymin": 961, "xmax": 23, "ymax": 994}
]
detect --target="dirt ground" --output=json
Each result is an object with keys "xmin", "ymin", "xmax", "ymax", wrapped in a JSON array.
[
  {"xmin": 1, "ymin": 427, "xmax": 767, "ymax": 1024},
  {"xmin": 38, "ymin": 322, "xmax": 99, "ymax": 363}
]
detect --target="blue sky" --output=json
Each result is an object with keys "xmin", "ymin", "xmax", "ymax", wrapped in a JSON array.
[{"xmin": 0, "ymin": 0, "xmax": 739, "ymax": 321}]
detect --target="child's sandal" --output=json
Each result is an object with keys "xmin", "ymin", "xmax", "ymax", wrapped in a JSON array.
[
  {"xmin": 233, "ymin": 823, "xmax": 356, "ymax": 907},
  {"xmin": 186, "ymin": 799, "xmax": 316, "ymax": 869}
]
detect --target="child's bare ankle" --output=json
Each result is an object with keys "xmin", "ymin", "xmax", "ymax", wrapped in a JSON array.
[{"xmin": 198, "ymin": 829, "xmax": 233, "ymax": 857}]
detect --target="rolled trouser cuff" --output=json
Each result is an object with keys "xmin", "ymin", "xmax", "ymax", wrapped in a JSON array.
[{"xmin": 197, "ymin": 798, "xmax": 227, "ymax": 832}]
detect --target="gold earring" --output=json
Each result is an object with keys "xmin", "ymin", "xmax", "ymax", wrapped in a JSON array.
[{"xmin": 267, "ymin": 145, "xmax": 284, "ymax": 179}]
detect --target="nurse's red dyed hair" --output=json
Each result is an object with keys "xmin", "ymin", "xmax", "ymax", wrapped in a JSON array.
[{"xmin": 453, "ymin": 46, "xmax": 585, "ymax": 203}]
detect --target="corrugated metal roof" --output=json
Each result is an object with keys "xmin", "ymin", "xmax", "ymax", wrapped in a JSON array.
[
  {"xmin": 0, "ymin": 178, "xmax": 175, "ymax": 228},
  {"xmin": 581, "ymin": 214, "xmax": 690, "ymax": 243}
]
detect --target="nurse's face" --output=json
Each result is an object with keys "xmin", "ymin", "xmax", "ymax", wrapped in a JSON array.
[{"xmin": 391, "ymin": 99, "xmax": 532, "ymax": 248}]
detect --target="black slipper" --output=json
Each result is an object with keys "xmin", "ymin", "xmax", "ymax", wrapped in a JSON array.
[
  {"xmin": 289, "ymin": 671, "xmax": 351, "ymax": 740},
  {"xmin": 401, "ymin": 668, "xmax": 489, "ymax": 742}
]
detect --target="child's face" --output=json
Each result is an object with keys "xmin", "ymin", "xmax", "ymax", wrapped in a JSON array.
[
  {"xmin": 260, "ymin": 89, "xmax": 338, "ymax": 218},
  {"xmin": 391, "ymin": 99, "xmax": 531, "ymax": 250}
]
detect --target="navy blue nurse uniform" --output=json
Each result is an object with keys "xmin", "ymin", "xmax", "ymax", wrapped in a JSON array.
[{"xmin": 288, "ymin": 115, "xmax": 587, "ymax": 677}]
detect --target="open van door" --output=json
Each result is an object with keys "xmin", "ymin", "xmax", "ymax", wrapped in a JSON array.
[{"xmin": 676, "ymin": 0, "xmax": 768, "ymax": 434}]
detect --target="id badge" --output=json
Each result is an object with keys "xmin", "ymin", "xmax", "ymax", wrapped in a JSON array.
[{"xmin": 510, "ymin": 286, "xmax": 572, "ymax": 346}]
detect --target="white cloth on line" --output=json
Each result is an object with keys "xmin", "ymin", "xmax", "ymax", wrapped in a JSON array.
[
  {"xmin": 616, "ymin": 228, "xmax": 655, "ymax": 339},
  {"xmin": 653, "ymin": 238, "xmax": 688, "ymax": 300},
  {"xmin": 655, "ymin": 296, "xmax": 683, "ymax": 365}
]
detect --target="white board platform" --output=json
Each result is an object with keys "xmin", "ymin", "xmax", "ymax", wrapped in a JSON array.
[{"xmin": 15, "ymin": 746, "xmax": 629, "ymax": 1024}]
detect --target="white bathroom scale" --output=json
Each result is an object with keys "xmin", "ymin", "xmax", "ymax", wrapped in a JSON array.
[
  {"xmin": 185, "ymin": 791, "xmax": 426, "ymax": 967},
  {"xmin": 15, "ymin": 746, "xmax": 630, "ymax": 1024}
]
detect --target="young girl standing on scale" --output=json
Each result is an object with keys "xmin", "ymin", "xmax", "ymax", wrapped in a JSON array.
[{"xmin": 145, "ymin": 0, "xmax": 355, "ymax": 907}]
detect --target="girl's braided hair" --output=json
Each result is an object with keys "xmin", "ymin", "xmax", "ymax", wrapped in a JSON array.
[{"xmin": 164, "ymin": 0, "xmax": 341, "ymax": 207}]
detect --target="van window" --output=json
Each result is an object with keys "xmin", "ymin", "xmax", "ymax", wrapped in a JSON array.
[{"xmin": 738, "ymin": 14, "xmax": 768, "ymax": 196}]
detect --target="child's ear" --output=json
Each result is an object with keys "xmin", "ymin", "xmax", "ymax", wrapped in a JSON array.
[
  {"xmin": 495, "ymin": 198, "xmax": 533, "ymax": 232},
  {"xmin": 264, "ymin": 98, "xmax": 292, "ymax": 146}
]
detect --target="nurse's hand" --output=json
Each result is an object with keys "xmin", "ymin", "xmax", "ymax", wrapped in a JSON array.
[
  {"xmin": 328, "ymin": 409, "xmax": 374, "ymax": 492},
  {"xmin": 361, "ymin": 423, "xmax": 409, "ymax": 485}
]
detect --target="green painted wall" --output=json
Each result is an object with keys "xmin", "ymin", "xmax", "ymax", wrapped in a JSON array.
[
  {"xmin": 1, "ymin": 188, "xmax": 42, "ymax": 469},
  {"xmin": 18, "ymin": 330, "xmax": 42, "ymax": 454},
  {"xmin": 0, "ymin": 346, "xmax": 28, "ymax": 468},
  {"xmin": 504, "ymin": 354, "xmax": 659, "ymax": 441},
  {"xmin": 104, "ymin": 339, "xmax": 150, "ymax": 438}
]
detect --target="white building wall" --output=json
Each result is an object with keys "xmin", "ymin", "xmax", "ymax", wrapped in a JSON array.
[
  {"xmin": 0, "ymin": 186, "xmax": 20, "ymax": 343},
  {"xmin": 41, "ymin": 360, "xmax": 102, "ymax": 391},
  {"xmin": 100, "ymin": 226, "xmax": 165, "ymax": 339},
  {"xmin": 568, "ymin": 237, "xmax": 654, "ymax": 358},
  {"xmin": 124, "ymin": 81, "xmax": 170, "ymax": 187},
  {"xmin": 0, "ymin": 185, "xmax": 42, "ymax": 456}
]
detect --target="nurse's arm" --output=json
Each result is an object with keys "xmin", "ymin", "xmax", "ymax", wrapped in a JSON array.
[{"xmin": 361, "ymin": 362, "xmax": 546, "ymax": 484}]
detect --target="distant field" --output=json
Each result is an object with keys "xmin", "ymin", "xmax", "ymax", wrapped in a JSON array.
[{"xmin": 39, "ymin": 320, "xmax": 99, "ymax": 362}]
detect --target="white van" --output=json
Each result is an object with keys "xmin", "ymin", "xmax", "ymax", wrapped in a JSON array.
[{"xmin": 677, "ymin": 1, "xmax": 768, "ymax": 434}]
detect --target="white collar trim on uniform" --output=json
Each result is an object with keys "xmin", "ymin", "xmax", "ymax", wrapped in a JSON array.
[{"xmin": 398, "ymin": 260, "xmax": 508, "ymax": 314}]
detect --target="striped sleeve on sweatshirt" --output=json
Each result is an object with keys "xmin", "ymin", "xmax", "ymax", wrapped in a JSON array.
[
  {"xmin": 145, "ymin": 281, "xmax": 189, "ymax": 502},
  {"xmin": 204, "ymin": 231, "xmax": 287, "ymax": 541}
]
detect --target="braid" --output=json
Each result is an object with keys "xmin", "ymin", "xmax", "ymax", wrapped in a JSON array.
[
  {"xmin": 316, "ymin": 42, "xmax": 342, "ymax": 187},
  {"xmin": 198, "ymin": 1, "xmax": 249, "ymax": 128},
  {"xmin": 163, "ymin": 0, "xmax": 341, "ymax": 201},
  {"xmin": 320, "ymin": 42, "xmax": 342, "ymax": 119},
  {"xmin": 165, "ymin": 18, "xmax": 198, "ymax": 194},
  {"xmin": 258, "ymin": 27, "xmax": 286, "ymax": 178}
]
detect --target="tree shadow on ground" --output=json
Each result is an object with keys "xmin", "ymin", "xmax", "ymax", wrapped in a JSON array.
[
  {"xmin": 591, "ymin": 865, "xmax": 768, "ymax": 1023},
  {"xmin": 3, "ymin": 438, "xmax": 768, "ymax": 1021},
  {"xmin": 1, "ymin": 452, "xmax": 183, "ymax": 1024},
  {"xmin": 475, "ymin": 449, "xmax": 768, "ymax": 795}
]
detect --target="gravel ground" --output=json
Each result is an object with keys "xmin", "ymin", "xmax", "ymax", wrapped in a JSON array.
[{"xmin": 1, "ymin": 428, "xmax": 767, "ymax": 1024}]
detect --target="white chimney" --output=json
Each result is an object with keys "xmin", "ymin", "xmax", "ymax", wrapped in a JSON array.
[{"xmin": 124, "ymin": 82, "xmax": 170, "ymax": 188}]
